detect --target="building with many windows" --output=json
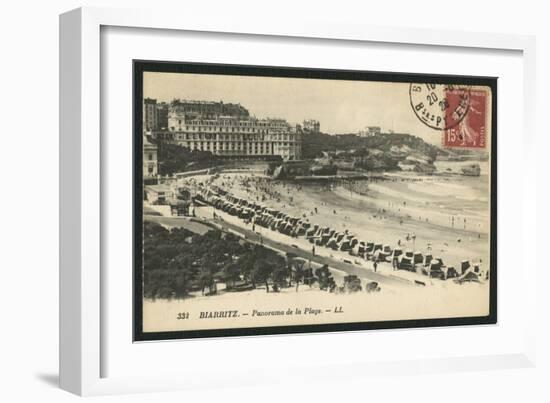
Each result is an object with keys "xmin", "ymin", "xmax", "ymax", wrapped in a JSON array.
[
  {"xmin": 358, "ymin": 126, "xmax": 381, "ymax": 137},
  {"xmin": 143, "ymin": 98, "xmax": 169, "ymax": 131},
  {"xmin": 152, "ymin": 100, "xmax": 303, "ymax": 160},
  {"xmin": 143, "ymin": 135, "xmax": 158, "ymax": 181},
  {"xmin": 143, "ymin": 98, "xmax": 158, "ymax": 131},
  {"xmin": 302, "ymin": 119, "xmax": 320, "ymax": 133},
  {"xmin": 156, "ymin": 102, "xmax": 169, "ymax": 130}
]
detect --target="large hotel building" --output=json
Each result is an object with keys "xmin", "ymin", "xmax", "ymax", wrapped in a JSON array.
[{"xmin": 146, "ymin": 99, "xmax": 304, "ymax": 161}]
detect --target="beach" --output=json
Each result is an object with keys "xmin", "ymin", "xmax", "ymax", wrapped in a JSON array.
[{"xmin": 143, "ymin": 160, "xmax": 492, "ymax": 332}]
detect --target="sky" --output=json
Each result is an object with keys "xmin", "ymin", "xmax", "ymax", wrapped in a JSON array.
[{"xmin": 144, "ymin": 72, "xmax": 448, "ymax": 146}]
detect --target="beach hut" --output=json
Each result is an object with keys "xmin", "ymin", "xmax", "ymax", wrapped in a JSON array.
[
  {"xmin": 413, "ymin": 252, "xmax": 424, "ymax": 265},
  {"xmin": 326, "ymin": 232, "xmax": 340, "ymax": 248},
  {"xmin": 391, "ymin": 248, "xmax": 403, "ymax": 268},
  {"xmin": 292, "ymin": 223, "xmax": 307, "ymax": 237},
  {"xmin": 424, "ymin": 254, "xmax": 433, "ymax": 266},
  {"xmin": 312, "ymin": 226, "xmax": 324, "ymax": 238},
  {"xmin": 326, "ymin": 236, "xmax": 338, "ymax": 250},
  {"xmin": 270, "ymin": 218, "xmax": 282, "ymax": 230},
  {"xmin": 358, "ymin": 241, "xmax": 367, "ymax": 255},
  {"xmin": 281, "ymin": 222, "xmax": 293, "ymax": 235},
  {"xmin": 276, "ymin": 220, "xmax": 287, "ymax": 232},
  {"xmin": 239, "ymin": 208, "xmax": 252, "ymax": 220},
  {"xmin": 428, "ymin": 259, "xmax": 444, "ymax": 278},
  {"xmin": 351, "ymin": 241, "xmax": 366, "ymax": 257},
  {"xmin": 461, "ymin": 260, "xmax": 471, "ymax": 274},
  {"xmin": 444, "ymin": 266, "xmax": 459, "ymax": 279},
  {"xmin": 455, "ymin": 269, "xmax": 480, "ymax": 284},
  {"xmin": 306, "ymin": 224, "xmax": 319, "ymax": 238},
  {"xmin": 317, "ymin": 232, "xmax": 332, "ymax": 246},
  {"xmin": 391, "ymin": 248, "xmax": 403, "ymax": 258},
  {"xmin": 260, "ymin": 215, "xmax": 269, "ymax": 227},
  {"xmin": 373, "ymin": 249, "xmax": 389, "ymax": 263},
  {"xmin": 338, "ymin": 240, "xmax": 352, "ymax": 252},
  {"xmin": 398, "ymin": 255, "xmax": 413, "ymax": 271}
]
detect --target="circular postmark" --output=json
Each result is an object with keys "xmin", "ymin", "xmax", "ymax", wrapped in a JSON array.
[{"xmin": 409, "ymin": 83, "xmax": 471, "ymax": 130}]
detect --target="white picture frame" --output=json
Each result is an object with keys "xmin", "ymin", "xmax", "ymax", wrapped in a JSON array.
[{"xmin": 60, "ymin": 6, "xmax": 537, "ymax": 396}]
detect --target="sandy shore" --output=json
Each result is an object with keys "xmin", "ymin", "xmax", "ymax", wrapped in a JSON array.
[
  {"xmin": 200, "ymin": 166, "xmax": 490, "ymax": 270},
  {"xmin": 142, "ymin": 164, "xmax": 492, "ymax": 333}
]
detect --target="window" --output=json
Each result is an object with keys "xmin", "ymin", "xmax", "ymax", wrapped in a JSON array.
[{"xmin": 148, "ymin": 154, "xmax": 153, "ymax": 161}]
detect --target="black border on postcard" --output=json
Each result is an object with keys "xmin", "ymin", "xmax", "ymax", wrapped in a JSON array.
[{"xmin": 132, "ymin": 60, "xmax": 497, "ymax": 342}]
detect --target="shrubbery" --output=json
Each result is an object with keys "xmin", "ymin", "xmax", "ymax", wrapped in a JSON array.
[
  {"xmin": 302, "ymin": 132, "xmax": 441, "ymax": 162},
  {"xmin": 156, "ymin": 141, "xmax": 219, "ymax": 176},
  {"xmin": 143, "ymin": 221, "xmax": 286, "ymax": 299}
]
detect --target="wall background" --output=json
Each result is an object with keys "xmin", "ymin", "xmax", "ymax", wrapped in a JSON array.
[{"xmin": 0, "ymin": 1, "xmax": 547, "ymax": 401}]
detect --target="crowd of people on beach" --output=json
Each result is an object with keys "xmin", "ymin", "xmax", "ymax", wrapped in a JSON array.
[{"xmin": 191, "ymin": 174, "xmax": 486, "ymax": 282}]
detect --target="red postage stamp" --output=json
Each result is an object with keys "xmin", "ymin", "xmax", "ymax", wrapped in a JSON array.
[{"xmin": 443, "ymin": 89, "xmax": 488, "ymax": 149}]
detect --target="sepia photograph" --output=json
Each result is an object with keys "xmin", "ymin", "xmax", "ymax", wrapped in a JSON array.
[{"xmin": 134, "ymin": 62, "xmax": 496, "ymax": 340}]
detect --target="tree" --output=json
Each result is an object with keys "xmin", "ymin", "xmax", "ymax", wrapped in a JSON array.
[
  {"xmin": 292, "ymin": 259, "xmax": 305, "ymax": 292},
  {"xmin": 222, "ymin": 261, "xmax": 241, "ymax": 290},
  {"xmin": 250, "ymin": 257, "xmax": 274, "ymax": 292},
  {"xmin": 168, "ymin": 253, "xmax": 194, "ymax": 298},
  {"xmin": 285, "ymin": 252, "xmax": 298, "ymax": 286},
  {"xmin": 198, "ymin": 256, "xmax": 218, "ymax": 295},
  {"xmin": 143, "ymin": 221, "xmax": 290, "ymax": 299},
  {"xmin": 271, "ymin": 264, "xmax": 289, "ymax": 292},
  {"xmin": 156, "ymin": 141, "xmax": 219, "ymax": 176},
  {"xmin": 315, "ymin": 264, "xmax": 336, "ymax": 291},
  {"xmin": 198, "ymin": 270, "xmax": 215, "ymax": 295}
]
